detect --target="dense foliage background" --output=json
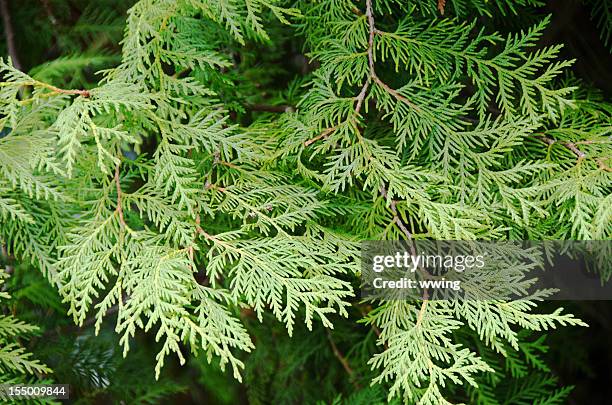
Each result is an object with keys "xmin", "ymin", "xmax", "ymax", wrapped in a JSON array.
[{"xmin": 0, "ymin": 0, "xmax": 611, "ymax": 404}]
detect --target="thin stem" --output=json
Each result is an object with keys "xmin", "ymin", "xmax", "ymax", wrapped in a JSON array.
[
  {"xmin": 537, "ymin": 135, "xmax": 586, "ymax": 159},
  {"xmin": 563, "ymin": 142, "xmax": 586, "ymax": 159},
  {"xmin": 536, "ymin": 135, "xmax": 611, "ymax": 170},
  {"xmin": 38, "ymin": 81, "xmax": 91, "ymax": 97},
  {"xmin": 371, "ymin": 74, "xmax": 419, "ymax": 110},
  {"xmin": 379, "ymin": 184, "xmax": 413, "ymax": 242},
  {"xmin": 2, "ymin": 79, "xmax": 91, "ymax": 98},
  {"xmin": 303, "ymin": 126, "xmax": 336, "ymax": 147},
  {"xmin": 327, "ymin": 329, "xmax": 360, "ymax": 388},
  {"xmin": 596, "ymin": 158, "xmax": 611, "ymax": 172},
  {"xmin": 353, "ymin": 79, "xmax": 370, "ymax": 117},
  {"xmin": 365, "ymin": 0, "xmax": 419, "ymax": 111}
]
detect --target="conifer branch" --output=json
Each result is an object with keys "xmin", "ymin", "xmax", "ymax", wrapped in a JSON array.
[
  {"xmin": 303, "ymin": 0, "xmax": 419, "ymax": 148},
  {"xmin": 0, "ymin": 1, "xmax": 603, "ymax": 399},
  {"xmin": 366, "ymin": 0, "xmax": 419, "ymax": 111}
]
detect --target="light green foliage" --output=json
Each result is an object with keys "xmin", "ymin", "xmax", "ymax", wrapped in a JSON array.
[
  {"xmin": 0, "ymin": 0, "xmax": 609, "ymax": 403},
  {"xmin": 2, "ymin": 0, "xmax": 359, "ymax": 383}
]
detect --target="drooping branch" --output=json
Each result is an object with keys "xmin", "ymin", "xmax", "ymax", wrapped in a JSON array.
[
  {"xmin": 366, "ymin": 0, "xmax": 419, "ymax": 111},
  {"xmin": 303, "ymin": 0, "xmax": 418, "ymax": 147}
]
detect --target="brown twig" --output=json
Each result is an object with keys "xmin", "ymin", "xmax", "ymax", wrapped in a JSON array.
[
  {"xmin": 327, "ymin": 329, "xmax": 360, "ymax": 388},
  {"xmin": 596, "ymin": 158, "xmax": 612, "ymax": 172},
  {"xmin": 41, "ymin": 82, "xmax": 91, "ymax": 97},
  {"xmin": 371, "ymin": 74, "xmax": 419, "ymax": 111},
  {"xmin": 350, "ymin": 5, "xmax": 363, "ymax": 16},
  {"xmin": 537, "ymin": 135, "xmax": 586, "ymax": 160},
  {"xmin": 194, "ymin": 213, "xmax": 214, "ymax": 242},
  {"xmin": 218, "ymin": 159, "xmax": 238, "ymax": 169},
  {"xmin": 366, "ymin": 0, "xmax": 419, "ymax": 111},
  {"xmin": 575, "ymin": 140, "xmax": 609, "ymax": 145},
  {"xmin": 0, "ymin": 0, "xmax": 21, "ymax": 71},
  {"xmin": 205, "ymin": 181, "xmax": 226, "ymax": 193},
  {"xmin": 354, "ymin": 80, "xmax": 370, "ymax": 117},
  {"xmin": 303, "ymin": 126, "xmax": 337, "ymax": 147},
  {"xmin": 12, "ymin": 80, "xmax": 91, "ymax": 99},
  {"xmin": 537, "ymin": 135, "xmax": 612, "ymax": 171},
  {"xmin": 379, "ymin": 184, "xmax": 413, "ymax": 242},
  {"xmin": 562, "ymin": 141, "xmax": 586, "ymax": 159}
]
